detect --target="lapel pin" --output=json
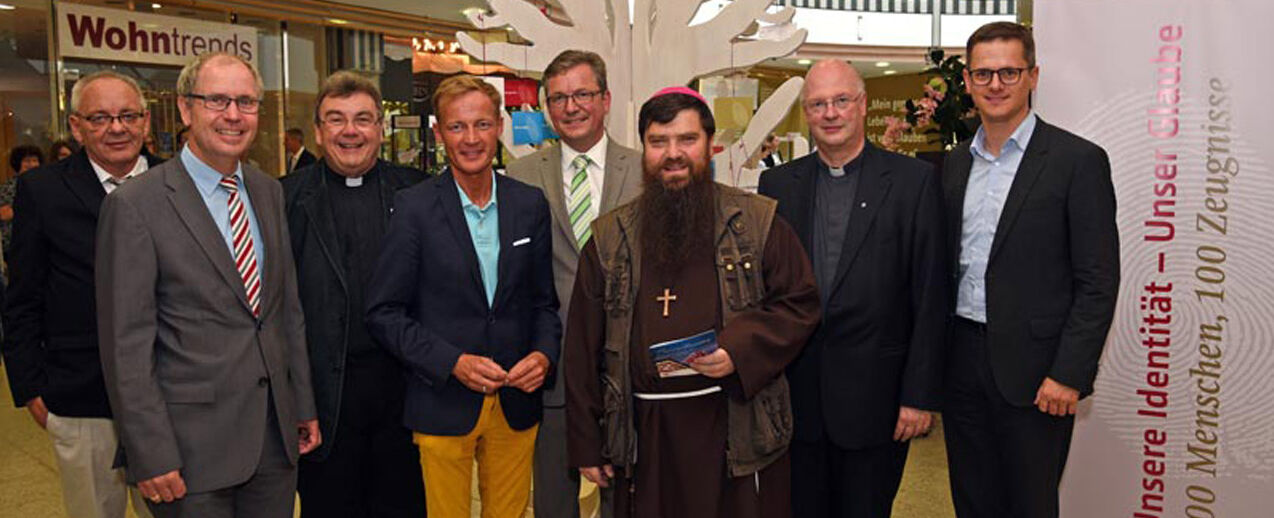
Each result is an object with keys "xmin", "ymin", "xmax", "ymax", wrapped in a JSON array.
[{"xmin": 860, "ymin": 202, "xmax": 867, "ymax": 208}]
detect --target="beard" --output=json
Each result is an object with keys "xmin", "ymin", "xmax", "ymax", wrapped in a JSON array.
[{"xmin": 637, "ymin": 154, "xmax": 716, "ymax": 277}]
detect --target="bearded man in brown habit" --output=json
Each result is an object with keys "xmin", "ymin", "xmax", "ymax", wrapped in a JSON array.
[{"xmin": 564, "ymin": 87, "xmax": 821, "ymax": 518}]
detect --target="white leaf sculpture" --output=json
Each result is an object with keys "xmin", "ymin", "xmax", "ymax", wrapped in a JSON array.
[{"xmin": 459, "ymin": 0, "xmax": 808, "ymax": 181}]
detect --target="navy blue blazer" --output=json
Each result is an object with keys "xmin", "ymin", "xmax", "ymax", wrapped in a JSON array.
[{"xmin": 366, "ymin": 169, "xmax": 560, "ymax": 435}]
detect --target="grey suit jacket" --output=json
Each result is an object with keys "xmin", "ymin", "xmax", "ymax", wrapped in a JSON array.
[
  {"xmin": 507, "ymin": 138, "xmax": 641, "ymax": 406},
  {"xmin": 95, "ymin": 158, "xmax": 316, "ymax": 493}
]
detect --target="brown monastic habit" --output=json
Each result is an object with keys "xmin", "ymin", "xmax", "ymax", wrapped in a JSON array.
[{"xmin": 565, "ymin": 217, "xmax": 820, "ymax": 518}]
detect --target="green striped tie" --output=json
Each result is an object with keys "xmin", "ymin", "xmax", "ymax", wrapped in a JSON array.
[{"xmin": 568, "ymin": 154, "xmax": 594, "ymax": 248}]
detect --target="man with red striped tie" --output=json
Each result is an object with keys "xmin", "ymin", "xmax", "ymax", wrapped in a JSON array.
[{"xmin": 96, "ymin": 52, "xmax": 319, "ymax": 518}]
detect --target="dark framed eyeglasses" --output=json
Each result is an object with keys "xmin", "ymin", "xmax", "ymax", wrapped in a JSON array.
[
  {"xmin": 546, "ymin": 90, "xmax": 603, "ymax": 108},
  {"xmin": 968, "ymin": 67, "xmax": 1029, "ymax": 86},
  {"xmin": 185, "ymin": 93, "xmax": 263, "ymax": 113},
  {"xmin": 75, "ymin": 111, "xmax": 146, "ymax": 129}
]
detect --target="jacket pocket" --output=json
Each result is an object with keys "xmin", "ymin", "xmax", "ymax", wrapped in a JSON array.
[
  {"xmin": 750, "ymin": 377, "xmax": 792, "ymax": 453},
  {"xmin": 599, "ymin": 375, "xmax": 624, "ymax": 462},
  {"xmin": 718, "ymin": 252, "xmax": 764, "ymax": 311}
]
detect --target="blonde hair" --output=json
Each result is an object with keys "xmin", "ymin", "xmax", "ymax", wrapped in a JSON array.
[
  {"xmin": 431, "ymin": 75, "xmax": 501, "ymax": 121},
  {"xmin": 176, "ymin": 52, "xmax": 264, "ymax": 99}
]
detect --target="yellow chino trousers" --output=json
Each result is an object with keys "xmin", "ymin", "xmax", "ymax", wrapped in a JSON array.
[{"xmin": 415, "ymin": 394, "xmax": 538, "ymax": 518}]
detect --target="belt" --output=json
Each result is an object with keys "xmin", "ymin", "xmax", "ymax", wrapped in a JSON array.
[{"xmin": 633, "ymin": 386, "xmax": 721, "ymax": 400}]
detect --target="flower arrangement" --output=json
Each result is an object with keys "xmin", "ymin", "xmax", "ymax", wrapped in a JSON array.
[{"xmin": 884, "ymin": 49, "xmax": 979, "ymax": 151}]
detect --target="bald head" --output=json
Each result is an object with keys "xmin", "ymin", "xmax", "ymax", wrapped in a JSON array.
[
  {"xmin": 803, "ymin": 59, "xmax": 865, "ymax": 99},
  {"xmin": 801, "ymin": 59, "xmax": 868, "ymax": 166}
]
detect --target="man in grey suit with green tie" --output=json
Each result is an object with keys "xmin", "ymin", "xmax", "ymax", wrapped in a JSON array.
[{"xmin": 507, "ymin": 49, "xmax": 642, "ymax": 518}]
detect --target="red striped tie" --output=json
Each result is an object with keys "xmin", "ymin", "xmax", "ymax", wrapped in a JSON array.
[{"xmin": 219, "ymin": 176, "xmax": 261, "ymax": 317}]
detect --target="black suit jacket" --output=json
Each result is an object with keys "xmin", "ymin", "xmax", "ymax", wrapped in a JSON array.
[
  {"xmin": 942, "ymin": 118, "xmax": 1119, "ymax": 406},
  {"xmin": 291, "ymin": 149, "xmax": 317, "ymax": 173},
  {"xmin": 2, "ymin": 150, "xmax": 158, "ymax": 417},
  {"xmin": 366, "ymin": 170, "xmax": 560, "ymax": 436},
  {"xmin": 281, "ymin": 160, "xmax": 424, "ymax": 460},
  {"xmin": 759, "ymin": 142, "xmax": 950, "ymax": 449}
]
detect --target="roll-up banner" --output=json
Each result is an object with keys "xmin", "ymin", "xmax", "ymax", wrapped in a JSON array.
[{"xmin": 1036, "ymin": 1, "xmax": 1274, "ymax": 517}]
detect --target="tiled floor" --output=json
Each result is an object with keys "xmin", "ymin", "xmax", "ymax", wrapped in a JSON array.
[{"xmin": 0, "ymin": 368, "xmax": 954, "ymax": 518}]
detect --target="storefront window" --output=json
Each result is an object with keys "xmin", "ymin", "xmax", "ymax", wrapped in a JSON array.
[{"xmin": 0, "ymin": 0, "xmax": 53, "ymax": 182}]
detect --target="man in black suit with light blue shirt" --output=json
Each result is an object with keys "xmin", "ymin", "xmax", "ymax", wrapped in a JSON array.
[{"xmin": 941, "ymin": 22, "xmax": 1119, "ymax": 518}]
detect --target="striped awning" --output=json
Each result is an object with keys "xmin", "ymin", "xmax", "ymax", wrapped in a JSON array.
[{"xmin": 776, "ymin": 0, "xmax": 1017, "ymax": 15}]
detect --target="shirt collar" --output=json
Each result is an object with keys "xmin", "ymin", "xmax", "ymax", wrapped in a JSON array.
[
  {"xmin": 181, "ymin": 145, "xmax": 243, "ymax": 197},
  {"xmin": 562, "ymin": 136, "xmax": 608, "ymax": 171},
  {"xmin": 455, "ymin": 169, "xmax": 498, "ymax": 211},
  {"xmin": 970, "ymin": 111, "xmax": 1038, "ymax": 160},
  {"xmin": 91, "ymin": 155, "xmax": 148, "ymax": 185}
]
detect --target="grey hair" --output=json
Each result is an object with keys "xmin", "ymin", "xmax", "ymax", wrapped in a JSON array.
[{"xmin": 70, "ymin": 70, "xmax": 145, "ymax": 114}]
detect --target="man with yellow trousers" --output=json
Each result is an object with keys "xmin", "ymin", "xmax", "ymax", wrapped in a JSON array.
[{"xmin": 366, "ymin": 75, "xmax": 561, "ymax": 518}]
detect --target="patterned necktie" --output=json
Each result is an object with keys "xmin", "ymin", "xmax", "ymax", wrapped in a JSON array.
[
  {"xmin": 568, "ymin": 154, "xmax": 594, "ymax": 248},
  {"xmin": 219, "ymin": 176, "xmax": 261, "ymax": 317}
]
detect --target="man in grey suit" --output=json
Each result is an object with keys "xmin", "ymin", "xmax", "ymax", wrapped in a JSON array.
[
  {"xmin": 96, "ymin": 52, "xmax": 320, "ymax": 518},
  {"xmin": 507, "ymin": 49, "xmax": 641, "ymax": 518}
]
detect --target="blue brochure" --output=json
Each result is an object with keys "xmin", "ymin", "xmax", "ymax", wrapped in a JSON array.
[{"xmin": 649, "ymin": 329, "xmax": 719, "ymax": 378}]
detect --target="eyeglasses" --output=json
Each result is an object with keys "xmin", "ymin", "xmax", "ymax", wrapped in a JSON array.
[
  {"xmin": 442, "ymin": 120, "xmax": 498, "ymax": 134},
  {"xmin": 75, "ymin": 111, "xmax": 146, "ymax": 129},
  {"xmin": 185, "ymin": 93, "xmax": 263, "ymax": 113},
  {"xmin": 546, "ymin": 90, "xmax": 603, "ymax": 108},
  {"xmin": 968, "ymin": 67, "xmax": 1029, "ymax": 86},
  {"xmin": 803, "ymin": 92, "xmax": 864, "ymax": 114},
  {"xmin": 320, "ymin": 114, "xmax": 381, "ymax": 129}
]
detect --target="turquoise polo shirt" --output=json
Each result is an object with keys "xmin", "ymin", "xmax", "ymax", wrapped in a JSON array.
[{"xmin": 456, "ymin": 172, "xmax": 500, "ymax": 306}]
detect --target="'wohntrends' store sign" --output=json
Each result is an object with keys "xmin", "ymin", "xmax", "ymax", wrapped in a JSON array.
[{"xmin": 57, "ymin": 2, "xmax": 258, "ymax": 68}]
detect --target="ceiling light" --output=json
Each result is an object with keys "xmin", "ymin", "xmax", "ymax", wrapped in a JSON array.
[
  {"xmin": 152, "ymin": 3, "xmax": 162, "ymax": 8},
  {"xmin": 0, "ymin": 4, "xmax": 16, "ymax": 10},
  {"xmin": 797, "ymin": 59, "xmax": 811, "ymax": 65},
  {"xmin": 328, "ymin": 18, "xmax": 349, "ymax": 25},
  {"xmin": 883, "ymin": 70, "xmax": 897, "ymax": 75},
  {"xmin": 875, "ymin": 61, "xmax": 890, "ymax": 67}
]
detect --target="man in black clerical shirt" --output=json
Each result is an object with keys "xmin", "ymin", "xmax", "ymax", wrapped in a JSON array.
[
  {"xmin": 282, "ymin": 71, "xmax": 426, "ymax": 518},
  {"xmin": 759, "ymin": 59, "xmax": 949, "ymax": 518}
]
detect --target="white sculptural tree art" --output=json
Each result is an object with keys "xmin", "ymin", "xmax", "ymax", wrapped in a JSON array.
[{"xmin": 458, "ymin": 0, "xmax": 808, "ymax": 184}]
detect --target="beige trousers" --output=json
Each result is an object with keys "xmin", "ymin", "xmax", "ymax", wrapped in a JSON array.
[{"xmin": 46, "ymin": 412, "xmax": 152, "ymax": 518}]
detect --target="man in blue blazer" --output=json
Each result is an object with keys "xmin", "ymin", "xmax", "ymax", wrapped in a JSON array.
[{"xmin": 366, "ymin": 74, "xmax": 560, "ymax": 518}]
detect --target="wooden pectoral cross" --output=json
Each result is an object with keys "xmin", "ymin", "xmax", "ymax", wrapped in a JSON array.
[{"xmin": 657, "ymin": 288, "xmax": 677, "ymax": 318}]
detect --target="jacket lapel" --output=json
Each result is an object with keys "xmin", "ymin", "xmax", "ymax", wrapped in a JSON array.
[
  {"xmin": 988, "ymin": 120, "xmax": 1052, "ymax": 265},
  {"xmin": 945, "ymin": 141, "xmax": 974, "ymax": 269},
  {"xmin": 537, "ymin": 144, "xmax": 577, "ymax": 249},
  {"xmin": 494, "ymin": 174, "xmax": 516, "ymax": 308},
  {"xmin": 789, "ymin": 154, "xmax": 818, "ymax": 255},
  {"xmin": 600, "ymin": 138, "xmax": 635, "ymax": 213},
  {"xmin": 299, "ymin": 165, "xmax": 348, "ymax": 294},
  {"xmin": 437, "ymin": 169, "xmax": 485, "ymax": 298},
  {"xmin": 61, "ymin": 152, "xmax": 106, "ymax": 217},
  {"xmin": 829, "ymin": 145, "xmax": 892, "ymax": 294},
  {"xmin": 164, "ymin": 161, "xmax": 253, "ymax": 314}
]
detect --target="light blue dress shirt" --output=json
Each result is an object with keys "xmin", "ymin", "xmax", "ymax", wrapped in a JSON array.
[
  {"xmin": 181, "ymin": 146, "xmax": 266, "ymax": 274},
  {"xmin": 956, "ymin": 112, "xmax": 1038, "ymax": 323},
  {"xmin": 457, "ymin": 172, "xmax": 500, "ymax": 306}
]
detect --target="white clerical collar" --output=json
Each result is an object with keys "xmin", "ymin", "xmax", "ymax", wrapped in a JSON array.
[{"xmin": 91, "ymin": 156, "xmax": 148, "ymax": 187}]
